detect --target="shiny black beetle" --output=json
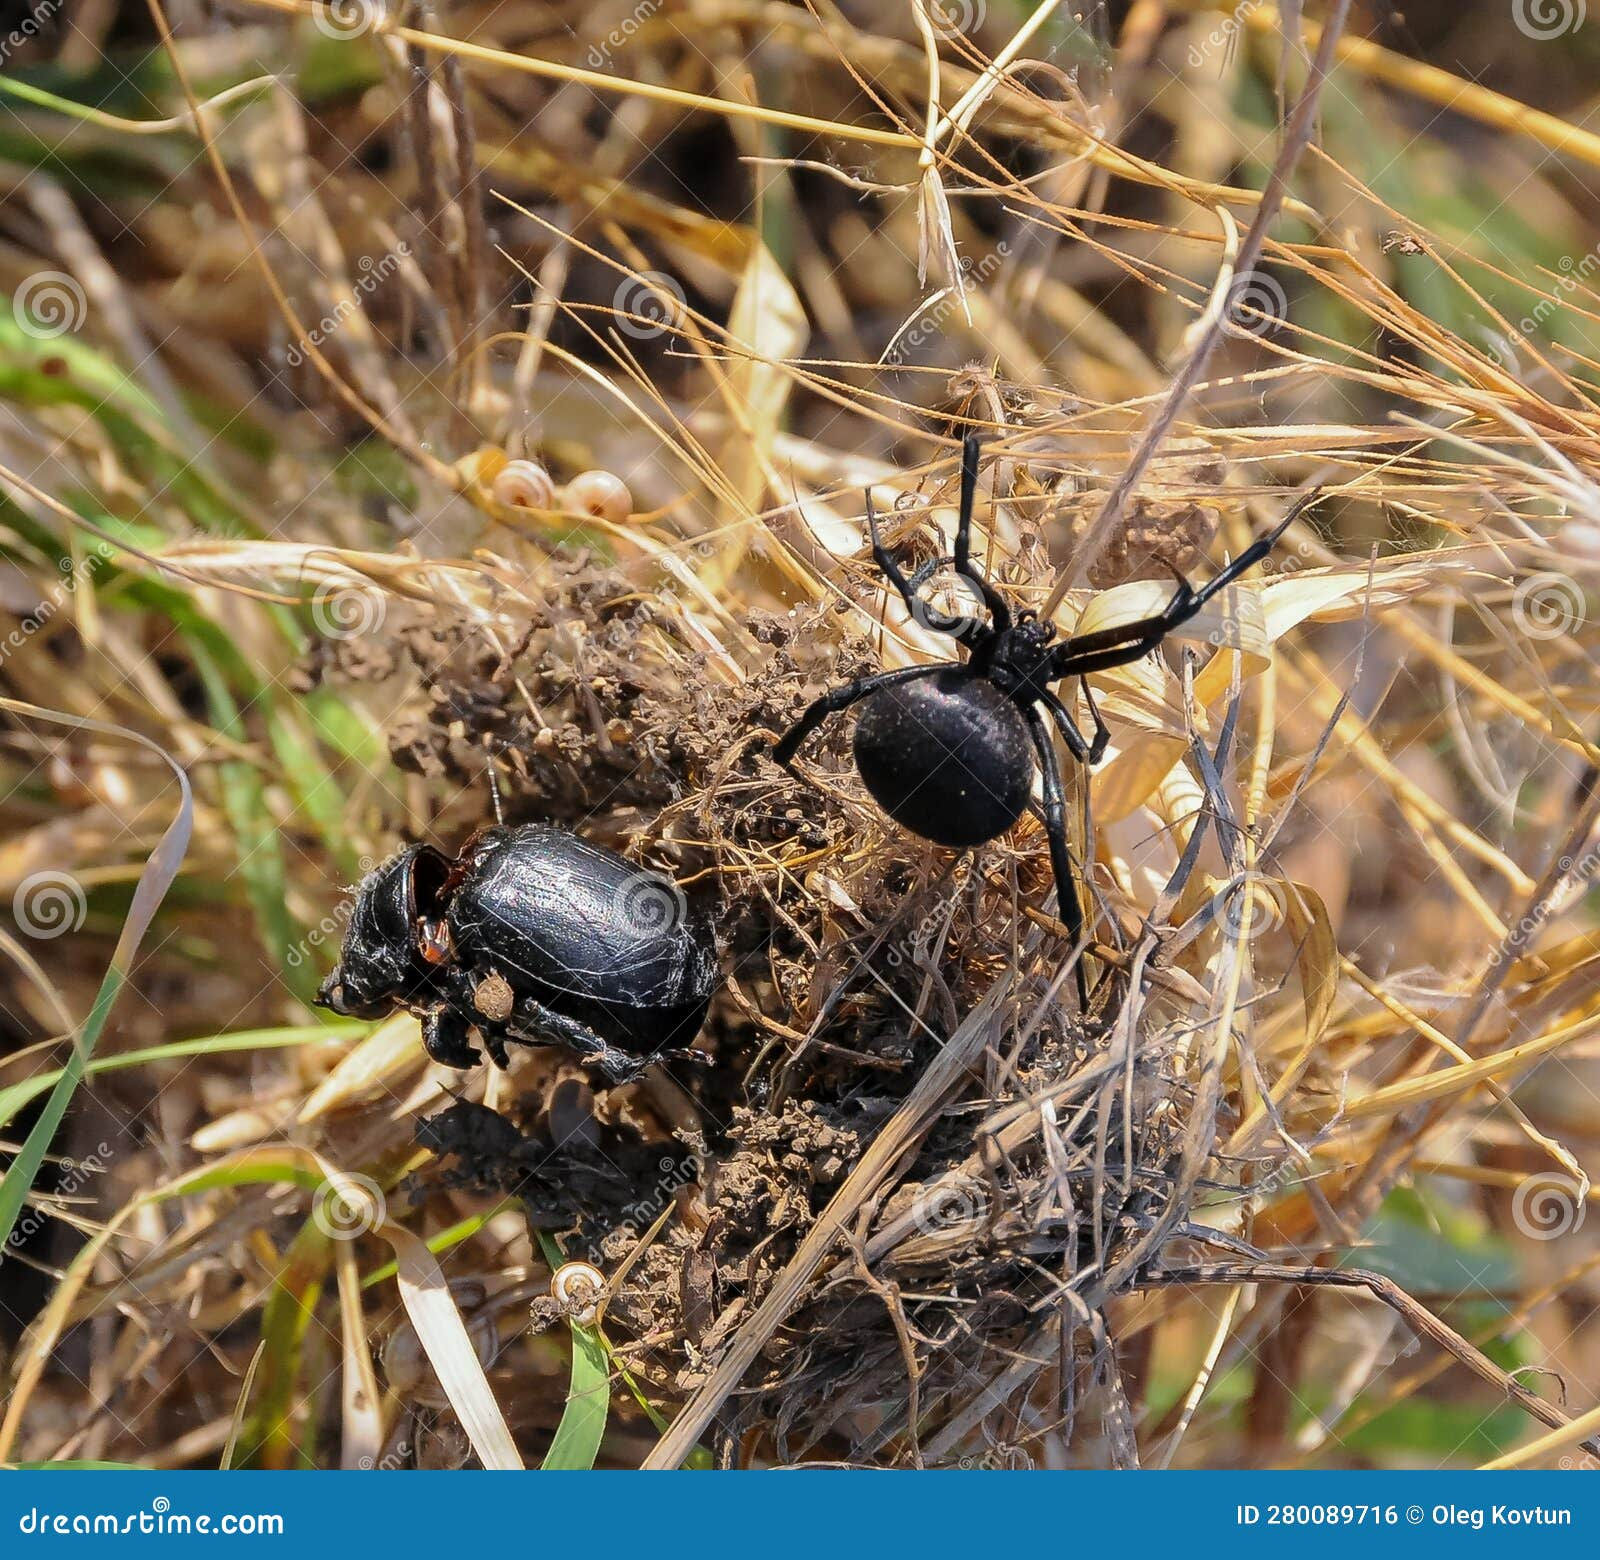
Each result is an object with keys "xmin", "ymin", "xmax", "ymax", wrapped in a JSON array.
[{"xmin": 316, "ymin": 824, "xmax": 718, "ymax": 1084}]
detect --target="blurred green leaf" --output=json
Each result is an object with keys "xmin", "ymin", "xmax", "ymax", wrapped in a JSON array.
[
  {"xmin": 1349, "ymin": 1185, "xmax": 1519, "ymax": 1301},
  {"xmin": 1341, "ymin": 1398, "xmax": 1527, "ymax": 1463}
]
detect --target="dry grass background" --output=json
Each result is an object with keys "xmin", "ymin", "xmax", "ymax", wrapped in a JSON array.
[{"xmin": 1, "ymin": 0, "xmax": 1599, "ymax": 1469}]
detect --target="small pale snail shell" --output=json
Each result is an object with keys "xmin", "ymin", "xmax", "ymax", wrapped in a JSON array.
[
  {"xmin": 491, "ymin": 458, "xmax": 556, "ymax": 510},
  {"xmin": 550, "ymin": 1259, "xmax": 606, "ymax": 1326},
  {"xmin": 561, "ymin": 469, "xmax": 632, "ymax": 523}
]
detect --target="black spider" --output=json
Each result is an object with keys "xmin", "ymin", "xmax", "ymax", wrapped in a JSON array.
[{"xmin": 773, "ymin": 435, "xmax": 1317, "ymax": 1003}]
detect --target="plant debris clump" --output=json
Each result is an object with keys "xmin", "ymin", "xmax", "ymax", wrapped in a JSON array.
[{"xmin": 356, "ymin": 564, "xmax": 1213, "ymax": 1462}]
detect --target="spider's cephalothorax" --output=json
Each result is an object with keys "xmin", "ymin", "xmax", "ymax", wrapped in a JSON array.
[{"xmin": 774, "ymin": 435, "xmax": 1316, "ymax": 1002}]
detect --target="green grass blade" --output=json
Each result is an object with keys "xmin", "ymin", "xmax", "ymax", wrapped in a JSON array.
[
  {"xmin": 232, "ymin": 1220, "xmax": 332, "ymax": 1469},
  {"xmin": 534, "ymin": 1231, "xmax": 611, "ymax": 1469},
  {"xmin": 0, "ymin": 1023, "xmax": 360, "ymax": 1132},
  {"xmin": 540, "ymin": 1322, "xmax": 610, "ymax": 1471},
  {"xmin": 188, "ymin": 639, "xmax": 316, "ymax": 1006},
  {"xmin": 0, "ymin": 703, "xmax": 191, "ymax": 1257}
]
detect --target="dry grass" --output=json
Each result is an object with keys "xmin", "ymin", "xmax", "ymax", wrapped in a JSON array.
[{"xmin": 1, "ymin": 0, "xmax": 1599, "ymax": 1469}]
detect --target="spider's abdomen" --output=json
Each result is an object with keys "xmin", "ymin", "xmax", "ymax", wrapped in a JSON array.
[{"xmin": 852, "ymin": 669, "xmax": 1034, "ymax": 849}]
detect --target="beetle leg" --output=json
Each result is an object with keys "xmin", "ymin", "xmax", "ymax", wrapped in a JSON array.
[
  {"xmin": 508, "ymin": 997, "xmax": 650, "ymax": 1085},
  {"xmin": 588, "ymin": 1046, "xmax": 654, "ymax": 1087},
  {"xmin": 660, "ymin": 1043, "xmax": 715, "ymax": 1071},
  {"xmin": 421, "ymin": 1007, "xmax": 481, "ymax": 1069}
]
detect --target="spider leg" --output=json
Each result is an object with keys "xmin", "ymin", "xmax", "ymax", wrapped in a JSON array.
[
  {"xmin": 1042, "ymin": 584, "xmax": 1192, "ymax": 675},
  {"xmin": 772, "ymin": 664, "xmax": 950, "ymax": 768},
  {"xmin": 1047, "ymin": 621, "xmax": 1174, "ymax": 682},
  {"xmin": 1079, "ymin": 677, "xmax": 1110, "ymax": 763},
  {"xmin": 951, "ymin": 433, "xmax": 1012, "ymax": 631},
  {"xmin": 902, "ymin": 555, "xmax": 987, "ymax": 640},
  {"xmin": 1180, "ymin": 485, "xmax": 1322, "ymax": 614},
  {"xmin": 1024, "ymin": 705, "xmax": 1090, "ymax": 1007},
  {"xmin": 866, "ymin": 492, "xmax": 984, "ymax": 641},
  {"xmin": 1038, "ymin": 687, "xmax": 1091, "ymax": 764},
  {"xmin": 865, "ymin": 487, "xmax": 927, "ymax": 616},
  {"xmin": 1044, "ymin": 488, "xmax": 1322, "ymax": 681}
]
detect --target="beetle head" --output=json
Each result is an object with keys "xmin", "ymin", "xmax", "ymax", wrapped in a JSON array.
[{"xmin": 317, "ymin": 844, "xmax": 451, "ymax": 1015}]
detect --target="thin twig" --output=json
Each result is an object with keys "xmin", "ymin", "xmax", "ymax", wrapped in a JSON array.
[
  {"xmin": 1043, "ymin": 0, "xmax": 1354, "ymax": 611},
  {"xmin": 1147, "ymin": 1262, "xmax": 1600, "ymax": 1455}
]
